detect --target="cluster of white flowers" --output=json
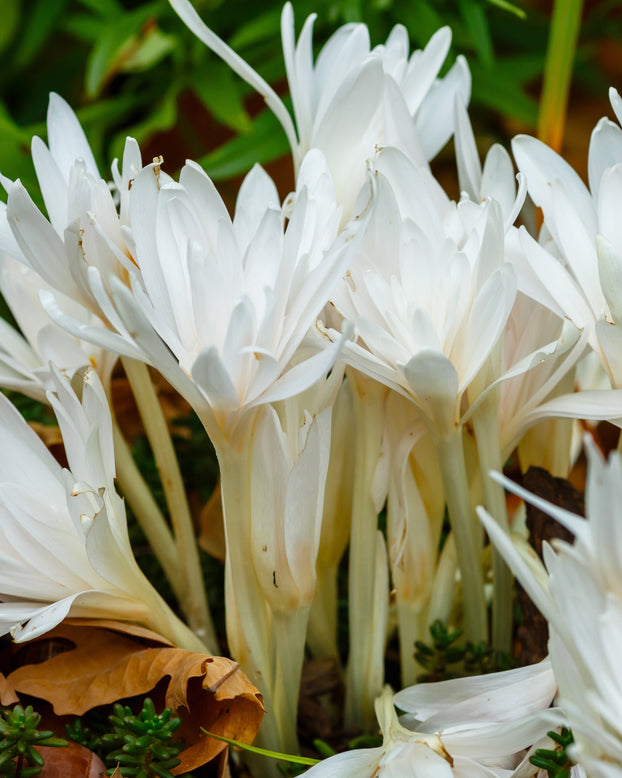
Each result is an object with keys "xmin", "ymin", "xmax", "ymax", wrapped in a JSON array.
[{"xmin": 1, "ymin": 1, "xmax": 621, "ymax": 776}]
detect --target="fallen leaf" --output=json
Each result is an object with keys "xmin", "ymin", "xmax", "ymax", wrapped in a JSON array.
[
  {"xmin": 6, "ymin": 621, "xmax": 263, "ymax": 774},
  {"xmin": 199, "ymin": 479, "xmax": 226, "ymax": 562},
  {"xmin": 38, "ymin": 743, "xmax": 106, "ymax": 778},
  {"xmin": 0, "ymin": 671, "xmax": 19, "ymax": 705}
]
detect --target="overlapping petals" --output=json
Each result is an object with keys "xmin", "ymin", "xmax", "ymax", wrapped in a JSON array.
[
  {"xmin": 328, "ymin": 147, "xmax": 517, "ymax": 435},
  {"xmin": 479, "ymin": 441, "xmax": 622, "ymax": 777},
  {"xmin": 169, "ymin": 0, "xmax": 470, "ymax": 218},
  {"xmin": 303, "ymin": 661, "xmax": 557, "ymax": 777},
  {"xmin": 0, "ymin": 367, "xmax": 194, "ymax": 646}
]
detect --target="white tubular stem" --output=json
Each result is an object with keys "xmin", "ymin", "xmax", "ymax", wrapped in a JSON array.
[
  {"xmin": 121, "ymin": 356, "xmax": 217, "ymax": 651},
  {"xmin": 434, "ymin": 426, "xmax": 488, "ymax": 644}
]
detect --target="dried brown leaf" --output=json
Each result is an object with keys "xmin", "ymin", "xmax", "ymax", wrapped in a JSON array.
[
  {"xmin": 0, "ymin": 671, "xmax": 19, "ymax": 705},
  {"xmin": 38, "ymin": 743, "xmax": 106, "ymax": 778},
  {"xmin": 199, "ymin": 479, "xmax": 226, "ymax": 562},
  {"xmin": 6, "ymin": 621, "xmax": 263, "ymax": 774}
]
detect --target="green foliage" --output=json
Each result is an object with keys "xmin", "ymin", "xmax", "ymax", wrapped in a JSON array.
[
  {"xmin": 0, "ymin": 704, "xmax": 67, "ymax": 778},
  {"xmin": 0, "ymin": 0, "xmax": 597, "ymax": 191},
  {"xmin": 414, "ymin": 619, "xmax": 513, "ymax": 682},
  {"xmin": 100, "ymin": 698, "xmax": 183, "ymax": 778},
  {"xmin": 529, "ymin": 728, "xmax": 575, "ymax": 778},
  {"xmin": 65, "ymin": 718, "xmax": 104, "ymax": 753}
]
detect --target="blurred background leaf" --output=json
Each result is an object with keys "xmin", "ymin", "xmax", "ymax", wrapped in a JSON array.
[{"xmin": 0, "ymin": 0, "xmax": 620, "ymax": 202}]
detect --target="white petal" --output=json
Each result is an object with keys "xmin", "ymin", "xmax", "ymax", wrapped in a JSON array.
[
  {"xmin": 47, "ymin": 93, "xmax": 99, "ymax": 180},
  {"xmin": 169, "ymin": 0, "xmax": 298, "ymax": 154}
]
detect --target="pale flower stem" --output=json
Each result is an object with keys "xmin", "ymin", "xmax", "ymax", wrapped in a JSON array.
[
  {"xmin": 472, "ymin": 394, "xmax": 513, "ymax": 655},
  {"xmin": 427, "ymin": 532, "xmax": 458, "ymax": 625},
  {"xmin": 111, "ymin": 421, "xmax": 183, "ymax": 597},
  {"xmin": 435, "ymin": 427, "xmax": 488, "ymax": 644},
  {"xmin": 214, "ymin": 430, "xmax": 282, "ymax": 777},
  {"xmin": 307, "ymin": 563, "xmax": 340, "ymax": 662},
  {"xmin": 213, "ymin": 422, "xmax": 272, "ymax": 686},
  {"xmin": 270, "ymin": 608, "xmax": 310, "ymax": 755},
  {"xmin": 397, "ymin": 599, "xmax": 428, "ymax": 687},
  {"xmin": 344, "ymin": 371, "xmax": 386, "ymax": 732},
  {"xmin": 121, "ymin": 356, "xmax": 217, "ymax": 651},
  {"xmin": 159, "ymin": 606, "xmax": 213, "ymax": 654}
]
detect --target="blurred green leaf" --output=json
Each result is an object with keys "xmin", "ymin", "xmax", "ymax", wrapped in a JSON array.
[
  {"xmin": 493, "ymin": 53, "xmax": 544, "ymax": 84},
  {"xmin": 395, "ymin": 0, "xmax": 446, "ymax": 48},
  {"xmin": 486, "ymin": 0, "xmax": 526, "ymax": 19},
  {"xmin": 122, "ymin": 27, "xmax": 176, "ymax": 72},
  {"xmin": 199, "ymin": 108, "xmax": 290, "ymax": 180},
  {"xmin": 458, "ymin": 0, "xmax": 494, "ymax": 66},
  {"xmin": 62, "ymin": 13, "xmax": 107, "ymax": 44},
  {"xmin": 85, "ymin": 5, "xmax": 161, "ymax": 97},
  {"xmin": 228, "ymin": 8, "xmax": 283, "ymax": 49},
  {"xmin": 470, "ymin": 61, "xmax": 538, "ymax": 125},
  {"xmin": 191, "ymin": 61, "xmax": 252, "ymax": 134},
  {"xmin": 0, "ymin": 0, "xmax": 21, "ymax": 55},
  {"xmin": 75, "ymin": 0, "xmax": 124, "ymax": 17},
  {"xmin": 110, "ymin": 86, "xmax": 180, "ymax": 159},
  {"xmin": 14, "ymin": 0, "xmax": 70, "ymax": 67}
]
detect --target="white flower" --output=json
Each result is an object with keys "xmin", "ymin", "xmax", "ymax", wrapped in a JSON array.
[
  {"xmin": 47, "ymin": 149, "xmax": 363, "ymax": 444},
  {"xmin": 1, "ymin": 93, "xmax": 140, "ymax": 314},
  {"xmin": 0, "ymin": 366, "xmax": 200, "ymax": 650},
  {"xmin": 302, "ymin": 661, "xmax": 556, "ymax": 777},
  {"xmin": 328, "ymin": 146, "xmax": 517, "ymax": 436},
  {"xmin": 169, "ymin": 0, "xmax": 470, "ymax": 218},
  {"xmin": 479, "ymin": 440, "xmax": 622, "ymax": 778},
  {"xmin": 0, "ymin": 93, "xmax": 144, "ymax": 392},
  {"xmin": 512, "ymin": 88, "xmax": 622, "ymax": 388},
  {"xmin": 0, "ymin": 254, "xmax": 116, "ymax": 401}
]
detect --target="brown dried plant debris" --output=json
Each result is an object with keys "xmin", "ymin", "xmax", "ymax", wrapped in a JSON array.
[{"xmin": 2, "ymin": 619, "xmax": 263, "ymax": 775}]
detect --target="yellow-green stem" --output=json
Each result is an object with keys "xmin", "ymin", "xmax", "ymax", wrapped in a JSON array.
[
  {"xmin": 537, "ymin": 0, "xmax": 583, "ymax": 152},
  {"xmin": 214, "ymin": 425, "xmax": 283, "ymax": 778},
  {"xmin": 270, "ymin": 608, "xmax": 309, "ymax": 755},
  {"xmin": 344, "ymin": 372, "xmax": 386, "ymax": 731},
  {"xmin": 434, "ymin": 427, "xmax": 487, "ymax": 644},
  {"xmin": 121, "ymin": 356, "xmax": 216, "ymax": 651},
  {"xmin": 397, "ymin": 600, "xmax": 428, "ymax": 688},
  {"xmin": 307, "ymin": 564, "xmax": 340, "ymax": 662},
  {"xmin": 471, "ymin": 391, "xmax": 513, "ymax": 655},
  {"xmin": 112, "ymin": 421, "xmax": 181, "ymax": 596}
]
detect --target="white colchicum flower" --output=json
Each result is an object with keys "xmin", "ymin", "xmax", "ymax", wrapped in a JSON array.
[
  {"xmin": 0, "ymin": 366, "xmax": 202, "ymax": 651},
  {"xmin": 0, "ymin": 92, "xmax": 144, "ymax": 396},
  {"xmin": 329, "ymin": 145, "xmax": 518, "ymax": 436},
  {"xmin": 511, "ymin": 87, "xmax": 622, "ymax": 388},
  {"xmin": 302, "ymin": 660, "xmax": 557, "ymax": 777},
  {"xmin": 479, "ymin": 439, "xmax": 622, "ymax": 778},
  {"xmin": 0, "ymin": 254, "xmax": 116, "ymax": 401},
  {"xmin": 47, "ymin": 148, "xmax": 363, "ymax": 446},
  {"xmin": 169, "ymin": 0, "xmax": 470, "ymax": 218},
  {"xmin": 0, "ymin": 92, "xmax": 140, "ymax": 317}
]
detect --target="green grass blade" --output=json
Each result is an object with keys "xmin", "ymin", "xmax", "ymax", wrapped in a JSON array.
[
  {"xmin": 537, "ymin": 0, "xmax": 583, "ymax": 151},
  {"xmin": 201, "ymin": 730, "xmax": 320, "ymax": 765}
]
